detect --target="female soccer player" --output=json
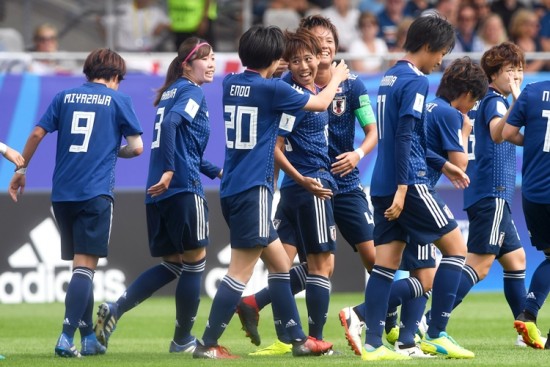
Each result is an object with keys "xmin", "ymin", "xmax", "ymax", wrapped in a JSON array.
[
  {"xmin": 459, "ymin": 42, "xmax": 528, "ymax": 346},
  {"xmin": 504, "ymin": 79, "xmax": 550, "ymax": 350},
  {"xmin": 9, "ymin": 48, "xmax": 143, "ymax": 358},
  {"xmin": 364, "ymin": 14, "xmax": 473, "ymax": 360},
  {"xmin": 192, "ymin": 25, "xmax": 349, "ymax": 359},
  {"xmin": 93, "ymin": 38, "xmax": 221, "ymax": 354}
]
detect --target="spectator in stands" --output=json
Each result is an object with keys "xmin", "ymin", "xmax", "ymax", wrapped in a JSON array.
[
  {"xmin": 376, "ymin": 0, "xmax": 407, "ymax": 49},
  {"xmin": 427, "ymin": 0, "xmax": 459, "ymax": 26},
  {"xmin": 100, "ymin": 0, "xmax": 171, "ymax": 52},
  {"xmin": 263, "ymin": 0, "xmax": 309, "ymax": 32},
  {"xmin": 167, "ymin": 0, "xmax": 217, "ymax": 50},
  {"xmin": 509, "ymin": 9, "xmax": 547, "ymax": 72},
  {"xmin": 348, "ymin": 11, "xmax": 388, "ymax": 73},
  {"xmin": 538, "ymin": 0, "xmax": 550, "ymax": 54},
  {"xmin": 491, "ymin": 0, "xmax": 526, "ymax": 37},
  {"xmin": 29, "ymin": 23, "xmax": 77, "ymax": 74},
  {"xmin": 478, "ymin": 13, "xmax": 508, "ymax": 51},
  {"xmin": 321, "ymin": 0, "xmax": 360, "ymax": 52},
  {"xmin": 404, "ymin": 0, "xmax": 432, "ymax": 18},
  {"xmin": 387, "ymin": 16, "xmax": 414, "ymax": 66},
  {"xmin": 472, "ymin": 0, "xmax": 492, "ymax": 27},
  {"xmin": 454, "ymin": 4, "xmax": 485, "ymax": 53}
]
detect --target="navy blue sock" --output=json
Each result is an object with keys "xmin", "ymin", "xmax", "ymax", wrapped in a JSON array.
[
  {"xmin": 452, "ymin": 264, "xmax": 478, "ymax": 310},
  {"xmin": 388, "ymin": 277, "xmax": 423, "ymax": 309},
  {"xmin": 385, "ymin": 307, "xmax": 398, "ymax": 334},
  {"xmin": 305, "ymin": 274, "xmax": 330, "ymax": 340},
  {"xmin": 428, "ymin": 256, "xmax": 465, "ymax": 338},
  {"xmin": 62, "ymin": 267, "xmax": 94, "ymax": 338},
  {"xmin": 524, "ymin": 256, "xmax": 550, "ymax": 318},
  {"xmin": 503, "ymin": 269, "xmax": 526, "ymax": 319},
  {"xmin": 117, "ymin": 262, "xmax": 181, "ymax": 318},
  {"xmin": 398, "ymin": 293, "xmax": 429, "ymax": 345},
  {"xmin": 78, "ymin": 288, "xmax": 95, "ymax": 337},
  {"xmin": 365, "ymin": 265, "xmax": 395, "ymax": 348},
  {"xmin": 173, "ymin": 258, "xmax": 205, "ymax": 344},
  {"xmin": 268, "ymin": 273, "xmax": 305, "ymax": 343},
  {"xmin": 202, "ymin": 275, "xmax": 244, "ymax": 347},
  {"xmin": 253, "ymin": 263, "xmax": 308, "ymax": 310}
]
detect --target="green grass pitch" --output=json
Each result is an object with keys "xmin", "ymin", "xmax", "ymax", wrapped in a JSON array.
[{"xmin": 0, "ymin": 292, "xmax": 548, "ymax": 366}]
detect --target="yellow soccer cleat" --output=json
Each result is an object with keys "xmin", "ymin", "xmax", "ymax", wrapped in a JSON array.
[
  {"xmin": 420, "ymin": 332, "xmax": 474, "ymax": 359},
  {"xmin": 514, "ymin": 320, "xmax": 545, "ymax": 349},
  {"xmin": 248, "ymin": 340, "xmax": 292, "ymax": 356},
  {"xmin": 361, "ymin": 345, "xmax": 412, "ymax": 361}
]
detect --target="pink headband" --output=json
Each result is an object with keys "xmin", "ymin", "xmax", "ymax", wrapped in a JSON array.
[{"xmin": 182, "ymin": 42, "xmax": 210, "ymax": 64}]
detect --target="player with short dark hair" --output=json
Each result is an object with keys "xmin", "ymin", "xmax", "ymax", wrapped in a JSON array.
[
  {"xmin": 235, "ymin": 15, "xmax": 378, "ymax": 356},
  {"xmin": 363, "ymin": 14, "xmax": 474, "ymax": 360},
  {"xmin": 9, "ymin": 48, "xmax": 143, "ymax": 358},
  {"xmin": 93, "ymin": 38, "xmax": 221, "ymax": 354},
  {"xmin": 191, "ymin": 25, "xmax": 349, "ymax": 359},
  {"xmin": 503, "ymin": 78, "xmax": 550, "ymax": 351}
]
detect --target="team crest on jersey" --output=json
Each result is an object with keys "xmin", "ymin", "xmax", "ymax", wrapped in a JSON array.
[
  {"xmin": 272, "ymin": 218, "xmax": 281, "ymax": 230},
  {"xmin": 331, "ymin": 96, "xmax": 346, "ymax": 116},
  {"xmin": 498, "ymin": 232, "xmax": 505, "ymax": 247},
  {"xmin": 330, "ymin": 225, "xmax": 337, "ymax": 241}
]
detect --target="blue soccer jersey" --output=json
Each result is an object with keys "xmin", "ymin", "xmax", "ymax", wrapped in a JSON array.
[
  {"xmin": 507, "ymin": 81, "xmax": 550, "ymax": 204},
  {"xmin": 327, "ymin": 74, "xmax": 373, "ymax": 193},
  {"xmin": 464, "ymin": 88, "xmax": 516, "ymax": 209},
  {"xmin": 426, "ymin": 96, "xmax": 465, "ymax": 188},
  {"xmin": 38, "ymin": 82, "xmax": 143, "ymax": 202},
  {"xmin": 220, "ymin": 70, "xmax": 310, "ymax": 198},
  {"xmin": 279, "ymin": 73, "xmax": 335, "ymax": 189},
  {"xmin": 145, "ymin": 77, "xmax": 211, "ymax": 203},
  {"xmin": 371, "ymin": 60, "xmax": 430, "ymax": 197}
]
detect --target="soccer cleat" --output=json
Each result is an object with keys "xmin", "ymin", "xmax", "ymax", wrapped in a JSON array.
[
  {"xmin": 192, "ymin": 342, "xmax": 239, "ymax": 359},
  {"xmin": 338, "ymin": 306, "xmax": 364, "ymax": 356},
  {"xmin": 54, "ymin": 333, "xmax": 81, "ymax": 358},
  {"xmin": 292, "ymin": 336, "xmax": 333, "ymax": 357},
  {"xmin": 395, "ymin": 341, "xmax": 434, "ymax": 358},
  {"xmin": 417, "ymin": 313, "xmax": 428, "ymax": 340},
  {"xmin": 515, "ymin": 334, "xmax": 527, "ymax": 347},
  {"xmin": 236, "ymin": 296, "xmax": 261, "ymax": 346},
  {"xmin": 169, "ymin": 337, "xmax": 197, "ymax": 353},
  {"xmin": 94, "ymin": 302, "xmax": 118, "ymax": 348},
  {"xmin": 420, "ymin": 331, "xmax": 474, "ymax": 359},
  {"xmin": 81, "ymin": 333, "xmax": 107, "ymax": 356},
  {"xmin": 514, "ymin": 318, "xmax": 545, "ymax": 349},
  {"xmin": 248, "ymin": 340, "xmax": 292, "ymax": 356},
  {"xmin": 385, "ymin": 326, "xmax": 400, "ymax": 345},
  {"xmin": 361, "ymin": 345, "xmax": 412, "ymax": 361},
  {"xmin": 0, "ymin": 354, "xmax": 4, "ymax": 360}
]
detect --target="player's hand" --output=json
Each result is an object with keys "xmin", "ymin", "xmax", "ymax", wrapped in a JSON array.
[
  {"xmin": 9, "ymin": 173, "xmax": 26, "ymax": 202},
  {"xmin": 273, "ymin": 58, "xmax": 289, "ymax": 77},
  {"xmin": 4, "ymin": 147, "xmax": 25, "ymax": 169},
  {"xmin": 301, "ymin": 176, "xmax": 333, "ymax": 200},
  {"xmin": 384, "ymin": 185, "xmax": 406, "ymax": 220},
  {"xmin": 442, "ymin": 161, "xmax": 470, "ymax": 189},
  {"xmin": 331, "ymin": 151, "xmax": 360, "ymax": 177},
  {"xmin": 508, "ymin": 73, "xmax": 521, "ymax": 101},
  {"xmin": 147, "ymin": 171, "xmax": 174, "ymax": 197},
  {"xmin": 331, "ymin": 59, "xmax": 350, "ymax": 83}
]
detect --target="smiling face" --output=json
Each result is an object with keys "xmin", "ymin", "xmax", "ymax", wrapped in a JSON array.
[
  {"xmin": 309, "ymin": 26, "xmax": 336, "ymax": 68},
  {"xmin": 184, "ymin": 49, "xmax": 216, "ymax": 85},
  {"xmin": 288, "ymin": 49, "xmax": 320, "ymax": 90},
  {"xmin": 490, "ymin": 62, "xmax": 524, "ymax": 96}
]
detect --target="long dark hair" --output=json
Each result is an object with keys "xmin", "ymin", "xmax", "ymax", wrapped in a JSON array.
[{"xmin": 154, "ymin": 37, "xmax": 211, "ymax": 106}]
